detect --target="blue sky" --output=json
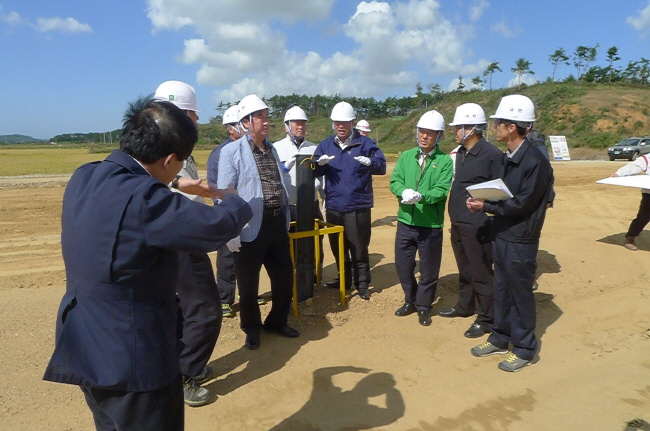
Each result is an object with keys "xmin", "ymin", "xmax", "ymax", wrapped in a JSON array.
[{"xmin": 1, "ymin": 0, "xmax": 649, "ymax": 140}]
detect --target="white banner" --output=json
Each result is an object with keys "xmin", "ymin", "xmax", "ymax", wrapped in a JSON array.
[{"xmin": 549, "ymin": 135, "xmax": 571, "ymax": 161}]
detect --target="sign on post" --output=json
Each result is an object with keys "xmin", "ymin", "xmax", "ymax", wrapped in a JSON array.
[{"xmin": 549, "ymin": 135, "xmax": 571, "ymax": 161}]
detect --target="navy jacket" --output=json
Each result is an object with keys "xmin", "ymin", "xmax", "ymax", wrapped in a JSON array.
[
  {"xmin": 482, "ymin": 139, "xmax": 553, "ymax": 243},
  {"xmin": 313, "ymin": 131, "xmax": 386, "ymax": 212},
  {"xmin": 43, "ymin": 150, "xmax": 252, "ymax": 391}
]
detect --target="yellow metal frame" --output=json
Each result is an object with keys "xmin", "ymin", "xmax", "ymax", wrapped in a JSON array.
[{"xmin": 288, "ymin": 219, "xmax": 345, "ymax": 316}]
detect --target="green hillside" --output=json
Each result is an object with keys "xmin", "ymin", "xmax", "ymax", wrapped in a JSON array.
[
  {"xmin": 198, "ymin": 81, "xmax": 650, "ymax": 155},
  {"xmin": 0, "ymin": 134, "xmax": 46, "ymax": 144}
]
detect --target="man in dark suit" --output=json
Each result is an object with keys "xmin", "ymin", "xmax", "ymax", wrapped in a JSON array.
[{"xmin": 43, "ymin": 96, "xmax": 252, "ymax": 431}]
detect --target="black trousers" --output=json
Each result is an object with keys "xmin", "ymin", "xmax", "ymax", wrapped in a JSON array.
[
  {"xmin": 81, "ymin": 374, "xmax": 184, "ymax": 431},
  {"xmin": 233, "ymin": 212, "xmax": 293, "ymax": 334},
  {"xmin": 488, "ymin": 238, "xmax": 538, "ymax": 361},
  {"xmin": 394, "ymin": 222, "xmax": 442, "ymax": 311},
  {"xmin": 627, "ymin": 192, "xmax": 650, "ymax": 237},
  {"xmin": 326, "ymin": 207, "xmax": 372, "ymax": 289},
  {"xmin": 177, "ymin": 252, "xmax": 222, "ymax": 378},
  {"xmin": 450, "ymin": 222, "xmax": 494, "ymax": 326},
  {"xmin": 216, "ymin": 244, "xmax": 236, "ymax": 305}
]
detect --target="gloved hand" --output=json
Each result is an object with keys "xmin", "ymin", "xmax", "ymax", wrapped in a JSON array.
[
  {"xmin": 317, "ymin": 155, "xmax": 335, "ymax": 166},
  {"xmin": 283, "ymin": 154, "xmax": 298, "ymax": 171},
  {"xmin": 354, "ymin": 156, "xmax": 371, "ymax": 166},
  {"xmin": 226, "ymin": 236, "xmax": 241, "ymax": 252},
  {"xmin": 401, "ymin": 189, "xmax": 422, "ymax": 205}
]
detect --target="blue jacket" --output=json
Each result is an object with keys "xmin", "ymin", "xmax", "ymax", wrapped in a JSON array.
[
  {"xmin": 313, "ymin": 131, "xmax": 386, "ymax": 212},
  {"xmin": 217, "ymin": 136, "xmax": 291, "ymax": 242},
  {"xmin": 43, "ymin": 150, "xmax": 252, "ymax": 391},
  {"xmin": 207, "ymin": 136, "xmax": 234, "ymax": 204}
]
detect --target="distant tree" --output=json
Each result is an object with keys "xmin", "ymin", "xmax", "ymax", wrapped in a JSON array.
[
  {"xmin": 606, "ymin": 46, "xmax": 621, "ymax": 83},
  {"xmin": 511, "ymin": 58, "xmax": 534, "ymax": 89},
  {"xmin": 456, "ymin": 75, "xmax": 465, "ymax": 91},
  {"xmin": 563, "ymin": 74, "xmax": 576, "ymax": 83},
  {"xmin": 573, "ymin": 44, "xmax": 599, "ymax": 80},
  {"xmin": 548, "ymin": 48, "xmax": 569, "ymax": 82},
  {"xmin": 640, "ymin": 58, "xmax": 650, "ymax": 85},
  {"xmin": 482, "ymin": 61, "xmax": 502, "ymax": 90},
  {"xmin": 471, "ymin": 75, "xmax": 485, "ymax": 90}
]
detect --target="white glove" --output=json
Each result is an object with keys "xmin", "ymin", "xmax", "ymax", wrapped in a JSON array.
[
  {"xmin": 226, "ymin": 236, "xmax": 241, "ymax": 252},
  {"xmin": 354, "ymin": 156, "xmax": 371, "ymax": 166},
  {"xmin": 317, "ymin": 155, "xmax": 335, "ymax": 166},
  {"xmin": 283, "ymin": 154, "xmax": 298, "ymax": 171},
  {"xmin": 401, "ymin": 189, "xmax": 422, "ymax": 205}
]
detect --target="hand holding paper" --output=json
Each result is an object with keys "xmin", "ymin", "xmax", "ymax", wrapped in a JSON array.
[{"xmin": 466, "ymin": 179, "xmax": 513, "ymax": 201}]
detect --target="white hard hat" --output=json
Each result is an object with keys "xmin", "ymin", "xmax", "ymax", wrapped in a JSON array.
[
  {"xmin": 330, "ymin": 101, "xmax": 356, "ymax": 121},
  {"xmin": 284, "ymin": 106, "xmax": 308, "ymax": 122},
  {"xmin": 490, "ymin": 95, "xmax": 536, "ymax": 122},
  {"xmin": 449, "ymin": 103, "xmax": 486, "ymax": 126},
  {"xmin": 238, "ymin": 94, "xmax": 268, "ymax": 121},
  {"xmin": 222, "ymin": 105, "xmax": 239, "ymax": 125},
  {"xmin": 417, "ymin": 110, "xmax": 445, "ymax": 131},
  {"xmin": 154, "ymin": 80, "xmax": 198, "ymax": 111},
  {"xmin": 356, "ymin": 119, "xmax": 371, "ymax": 132}
]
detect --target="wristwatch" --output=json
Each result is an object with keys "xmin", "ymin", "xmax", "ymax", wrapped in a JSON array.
[{"xmin": 171, "ymin": 175, "xmax": 182, "ymax": 189}]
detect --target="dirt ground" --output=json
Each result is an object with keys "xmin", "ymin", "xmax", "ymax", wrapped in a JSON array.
[{"xmin": 1, "ymin": 160, "xmax": 650, "ymax": 431}]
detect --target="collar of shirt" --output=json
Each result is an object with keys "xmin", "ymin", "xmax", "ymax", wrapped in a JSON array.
[
  {"xmin": 129, "ymin": 156, "xmax": 152, "ymax": 176},
  {"xmin": 506, "ymin": 140, "xmax": 525, "ymax": 158},
  {"xmin": 248, "ymin": 137, "xmax": 271, "ymax": 154},
  {"xmin": 335, "ymin": 134, "xmax": 352, "ymax": 150}
]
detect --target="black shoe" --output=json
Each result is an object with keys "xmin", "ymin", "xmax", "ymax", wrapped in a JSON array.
[
  {"xmin": 325, "ymin": 278, "xmax": 340, "ymax": 289},
  {"xmin": 464, "ymin": 323, "xmax": 491, "ymax": 339},
  {"xmin": 245, "ymin": 331, "xmax": 260, "ymax": 350},
  {"xmin": 264, "ymin": 325, "xmax": 300, "ymax": 338},
  {"xmin": 438, "ymin": 307, "xmax": 461, "ymax": 318},
  {"xmin": 418, "ymin": 310, "xmax": 432, "ymax": 326},
  {"xmin": 358, "ymin": 288, "xmax": 370, "ymax": 300},
  {"xmin": 192, "ymin": 366, "xmax": 214, "ymax": 385},
  {"xmin": 395, "ymin": 303, "xmax": 416, "ymax": 317}
]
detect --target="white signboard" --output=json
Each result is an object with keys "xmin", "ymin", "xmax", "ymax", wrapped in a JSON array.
[{"xmin": 549, "ymin": 135, "xmax": 571, "ymax": 161}]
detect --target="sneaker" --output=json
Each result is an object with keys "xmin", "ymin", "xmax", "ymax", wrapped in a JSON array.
[
  {"xmin": 624, "ymin": 236, "xmax": 638, "ymax": 251},
  {"xmin": 193, "ymin": 366, "xmax": 213, "ymax": 385},
  {"xmin": 183, "ymin": 376, "xmax": 211, "ymax": 407},
  {"xmin": 222, "ymin": 303, "xmax": 235, "ymax": 318},
  {"xmin": 471, "ymin": 341, "xmax": 509, "ymax": 357},
  {"xmin": 498, "ymin": 353, "xmax": 532, "ymax": 372}
]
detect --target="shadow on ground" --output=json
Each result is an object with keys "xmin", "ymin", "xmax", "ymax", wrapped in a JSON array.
[
  {"xmin": 269, "ymin": 366, "xmax": 405, "ymax": 431},
  {"xmin": 597, "ymin": 231, "xmax": 649, "ymax": 252}
]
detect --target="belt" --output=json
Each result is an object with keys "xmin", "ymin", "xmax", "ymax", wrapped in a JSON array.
[{"xmin": 263, "ymin": 207, "xmax": 283, "ymax": 216}]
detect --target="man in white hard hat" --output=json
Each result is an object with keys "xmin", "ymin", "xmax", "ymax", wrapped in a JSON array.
[
  {"xmin": 273, "ymin": 106, "xmax": 324, "ymax": 222},
  {"xmin": 390, "ymin": 110, "xmax": 453, "ymax": 326},
  {"xmin": 467, "ymin": 95, "xmax": 553, "ymax": 372},
  {"xmin": 314, "ymin": 101, "xmax": 386, "ymax": 300},
  {"xmin": 438, "ymin": 103, "xmax": 503, "ymax": 339},
  {"xmin": 217, "ymin": 94, "xmax": 298, "ymax": 350},
  {"xmin": 355, "ymin": 119, "xmax": 371, "ymax": 137},
  {"xmin": 154, "ymin": 80, "xmax": 221, "ymax": 407}
]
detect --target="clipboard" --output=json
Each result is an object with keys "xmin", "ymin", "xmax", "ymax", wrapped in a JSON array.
[{"xmin": 466, "ymin": 178, "xmax": 513, "ymax": 201}]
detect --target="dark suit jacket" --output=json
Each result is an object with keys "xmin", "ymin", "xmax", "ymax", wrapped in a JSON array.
[{"xmin": 43, "ymin": 150, "xmax": 252, "ymax": 392}]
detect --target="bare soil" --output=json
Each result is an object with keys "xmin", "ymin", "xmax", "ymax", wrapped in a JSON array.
[{"xmin": 1, "ymin": 160, "xmax": 650, "ymax": 430}]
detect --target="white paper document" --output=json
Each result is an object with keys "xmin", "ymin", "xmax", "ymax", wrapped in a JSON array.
[
  {"xmin": 466, "ymin": 178, "xmax": 513, "ymax": 201},
  {"xmin": 596, "ymin": 175, "xmax": 650, "ymax": 189}
]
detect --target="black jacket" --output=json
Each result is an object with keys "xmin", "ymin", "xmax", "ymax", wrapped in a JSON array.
[
  {"xmin": 448, "ymin": 137, "xmax": 503, "ymax": 226},
  {"xmin": 482, "ymin": 139, "xmax": 553, "ymax": 243}
]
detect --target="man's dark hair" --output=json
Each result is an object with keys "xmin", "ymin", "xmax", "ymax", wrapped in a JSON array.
[{"xmin": 120, "ymin": 95, "xmax": 198, "ymax": 164}]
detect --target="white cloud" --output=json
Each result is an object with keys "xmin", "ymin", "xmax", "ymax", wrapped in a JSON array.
[
  {"xmin": 146, "ymin": 0, "xmax": 490, "ymax": 105},
  {"xmin": 470, "ymin": 0, "xmax": 489, "ymax": 22},
  {"xmin": 491, "ymin": 20, "xmax": 520, "ymax": 38},
  {"xmin": 627, "ymin": 1, "xmax": 650, "ymax": 31},
  {"xmin": 0, "ymin": 6, "xmax": 22, "ymax": 25},
  {"xmin": 34, "ymin": 17, "xmax": 92, "ymax": 33}
]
